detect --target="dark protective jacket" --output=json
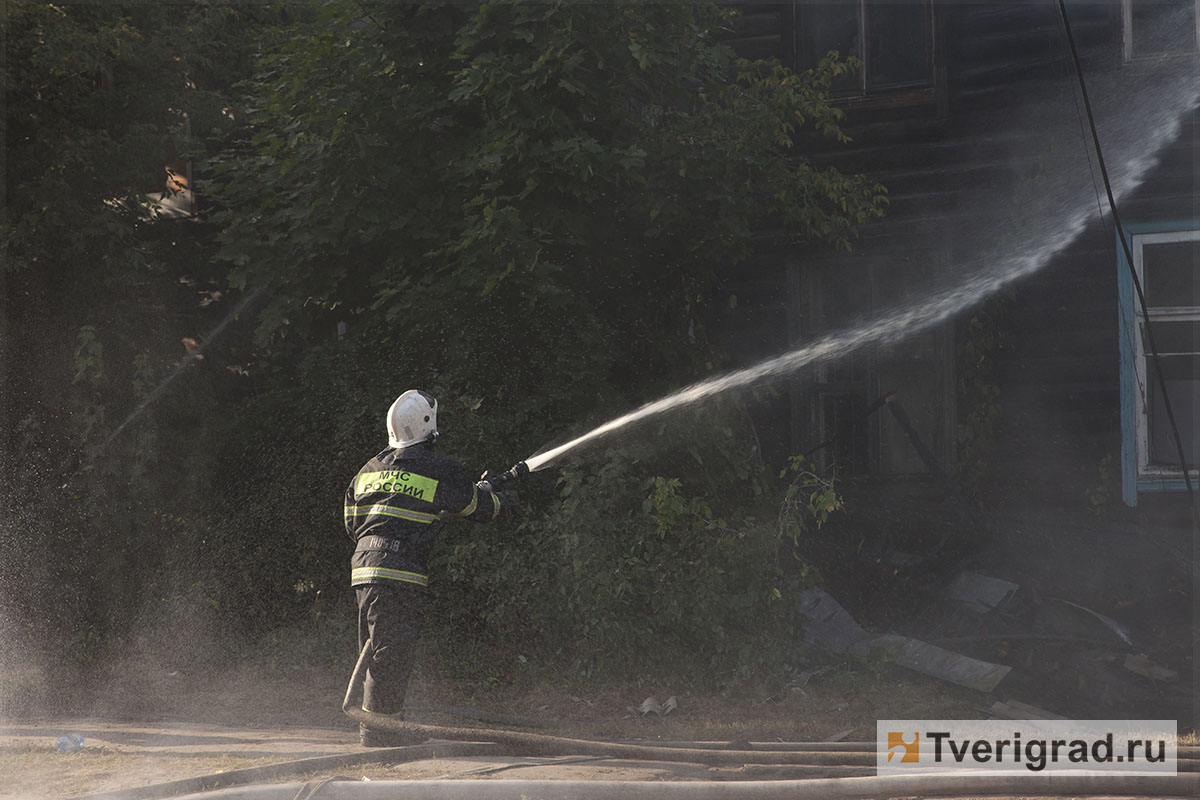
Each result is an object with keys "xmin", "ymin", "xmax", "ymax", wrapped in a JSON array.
[{"xmin": 344, "ymin": 444, "xmax": 515, "ymax": 589}]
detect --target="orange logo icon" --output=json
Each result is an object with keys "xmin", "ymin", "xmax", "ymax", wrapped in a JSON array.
[{"xmin": 887, "ymin": 732, "xmax": 920, "ymax": 763}]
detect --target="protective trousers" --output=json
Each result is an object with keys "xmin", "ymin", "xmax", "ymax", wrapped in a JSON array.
[{"xmin": 356, "ymin": 582, "xmax": 427, "ymax": 721}]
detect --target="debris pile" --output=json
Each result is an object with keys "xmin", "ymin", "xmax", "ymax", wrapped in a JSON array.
[{"xmin": 796, "ymin": 566, "xmax": 1193, "ymax": 725}]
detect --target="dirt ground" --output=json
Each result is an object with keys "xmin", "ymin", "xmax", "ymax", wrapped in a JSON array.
[{"xmin": 0, "ymin": 655, "xmax": 983, "ymax": 799}]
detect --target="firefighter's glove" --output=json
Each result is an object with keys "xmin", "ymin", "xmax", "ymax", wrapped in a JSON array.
[{"xmin": 438, "ymin": 510, "xmax": 457, "ymax": 522}]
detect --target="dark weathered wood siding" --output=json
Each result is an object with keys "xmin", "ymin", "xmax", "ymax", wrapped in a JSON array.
[{"xmin": 719, "ymin": 2, "xmax": 1197, "ymax": 510}]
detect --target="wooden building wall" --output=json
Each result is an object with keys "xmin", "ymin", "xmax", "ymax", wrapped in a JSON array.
[{"xmin": 717, "ymin": 2, "xmax": 1197, "ymax": 514}]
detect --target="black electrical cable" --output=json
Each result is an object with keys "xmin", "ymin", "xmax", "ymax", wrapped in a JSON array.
[
  {"xmin": 1056, "ymin": 0, "xmax": 1200, "ymax": 741},
  {"xmin": 1055, "ymin": 0, "xmax": 1200, "ymax": 531}
]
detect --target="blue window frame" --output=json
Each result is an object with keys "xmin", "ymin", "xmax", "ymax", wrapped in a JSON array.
[{"xmin": 1118, "ymin": 221, "xmax": 1200, "ymax": 506}]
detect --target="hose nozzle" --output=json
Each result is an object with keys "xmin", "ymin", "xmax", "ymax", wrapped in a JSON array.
[{"xmin": 478, "ymin": 461, "xmax": 529, "ymax": 493}]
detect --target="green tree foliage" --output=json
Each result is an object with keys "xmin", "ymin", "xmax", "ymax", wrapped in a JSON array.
[
  {"xmin": 1, "ymin": 3, "xmax": 287, "ymax": 675},
  {"xmin": 433, "ymin": 404, "xmax": 838, "ymax": 686},
  {"xmin": 202, "ymin": 0, "xmax": 881, "ymax": 681},
  {"xmin": 4, "ymin": 1, "xmax": 879, "ymax": 689},
  {"xmin": 209, "ymin": 0, "xmax": 885, "ymax": 427}
]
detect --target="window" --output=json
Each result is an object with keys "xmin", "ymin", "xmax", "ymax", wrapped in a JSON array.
[
  {"xmin": 793, "ymin": 0, "xmax": 935, "ymax": 93},
  {"xmin": 1118, "ymin": 223, "xmax": 1200, "ymax": 505},
  {"xmin": 792, "ymin": 250, "xmax": 954, "ymax": 478},
  {"xmin": 1123, "ymin": 0, "xmax": 1200, "ymax": 61}
]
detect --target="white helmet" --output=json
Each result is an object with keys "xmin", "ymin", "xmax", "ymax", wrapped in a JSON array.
[{"xmin": 387, "ymin": 389, "xmax": 439, "ymax": 448}]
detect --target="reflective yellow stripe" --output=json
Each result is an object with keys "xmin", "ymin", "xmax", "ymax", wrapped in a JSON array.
[
  {"xmin": 344, "ymin": 504, "xmax": 436, "ymax": 524},
  {"xmin": 490, "ymin": 492, "xmax": 500, "ymax": 520},
  {"xmin": 458, "ymin": 485, "xmax": 479, "ymax": 516},
  {"xmin": 351, "ymin": 567, "xmax": 429, "ymax": 586},
  {"xmin": 361, "ymin": 705, "xmax": 403, "ymax": 716}
]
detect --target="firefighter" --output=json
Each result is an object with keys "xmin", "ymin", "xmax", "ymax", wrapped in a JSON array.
[{"xmin": 344, "ymin": 389, "xmax": 518, "ymax": 747}]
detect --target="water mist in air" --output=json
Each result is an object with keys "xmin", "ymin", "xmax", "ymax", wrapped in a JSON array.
[{"xmin": 523, "ymin": 8, "xmax": 1199, "ymax": 474}]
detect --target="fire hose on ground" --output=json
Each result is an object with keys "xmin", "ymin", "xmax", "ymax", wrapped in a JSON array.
[
  {"xmin": 72, "ymin": 658, "xmax": 1200, "ymax": 800},
  {"xmin": 326, "ymin": 639, "xmax": 1200, "ymax": 800},
  {"xmin": 98, "ymin": 767, "xmax": 1200, "ymax": 799},
  {"xmin": 78, "ymin": 457, "xmax": 1196, "ymax": 800}
]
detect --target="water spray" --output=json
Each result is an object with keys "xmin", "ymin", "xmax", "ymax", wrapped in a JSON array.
[
  {"xmin": 521, "ymin": 220, "xmax": 1188, "ymax": 472},
  {"xmin": 516, "ymin": 250, "xmax": 1071, "ymax": 474},
  {"xmin": 59, "ymin": 287, "xmax": 264, "ymax": 488},
  {"xmin": 506, "ymin": 28, "xmax": 1200, "ymax": 478},
  {"xmin": 104, "ymin": 286, "xmax": 265, "ymax": 449}
]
